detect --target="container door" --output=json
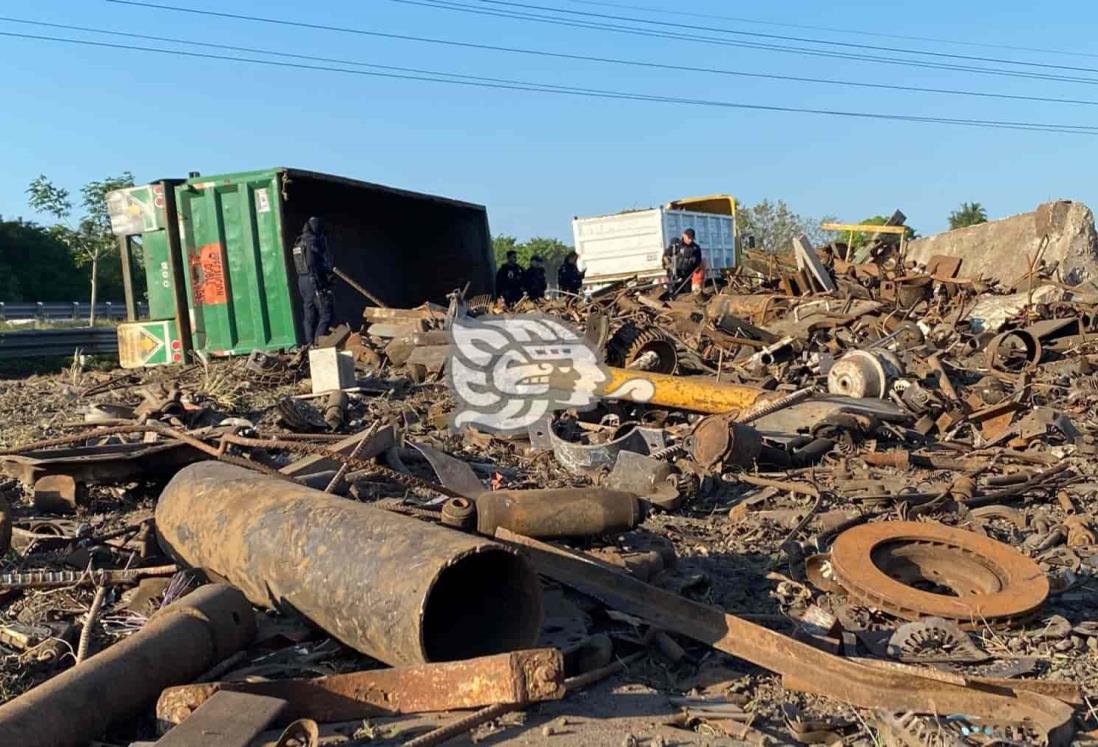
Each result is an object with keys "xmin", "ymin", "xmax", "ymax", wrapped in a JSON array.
[
  {"xmin": 662, "ymin": 211, "xmax": 736, "ymax": 274},
  {"xmin": 176, "ymin": 176, "xmax": 298, "ymax": 355},
  {"xmin": 572, "ymin": 209, "xmax": 666, "ymax": 285}
]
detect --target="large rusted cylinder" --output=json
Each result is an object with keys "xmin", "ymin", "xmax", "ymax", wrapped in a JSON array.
[
  {"xmin": 475, "ymin": 488, "xmax": 645, "ymax": 539},
  {"xmin": 156, "ymin": 462, "xmax": 543, "ymax": 666},
  {"xmin": 0, "ymin": 584, "xmax": 254, "ymax": 747}
]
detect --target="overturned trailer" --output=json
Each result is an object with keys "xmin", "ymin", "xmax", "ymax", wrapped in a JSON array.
[{"xmin": 107, "ymin": 168, "xmax": 493, "ymax": 367}]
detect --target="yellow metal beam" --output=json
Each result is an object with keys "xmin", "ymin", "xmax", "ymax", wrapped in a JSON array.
[
  {"xmin": 600, "ymin": 367, "xmax": 768, "ymax": 414},
  {"xmin": 821, "ymin": 223, "xmax": 908, "ymax": 235}
]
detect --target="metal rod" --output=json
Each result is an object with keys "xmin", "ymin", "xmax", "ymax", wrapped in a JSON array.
[
  {"xmin": 75, "ymin": 584, "xmax": 107, "ymax": 664},
  {"xmin": 333, "ymin": 266, "xmax": 388, "ymax": 308}
]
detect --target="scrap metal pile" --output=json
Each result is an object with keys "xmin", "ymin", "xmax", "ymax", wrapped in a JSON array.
[{"xmin": 1, "ymin": 227, "xmax": 1098, "ymax": 746}]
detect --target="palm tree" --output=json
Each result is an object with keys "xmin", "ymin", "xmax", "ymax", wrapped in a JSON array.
[{"xmin": 948, "ymin": 202, "xmax": 988, "ymax": 230}]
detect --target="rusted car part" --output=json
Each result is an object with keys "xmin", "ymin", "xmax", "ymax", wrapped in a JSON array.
[
  {"xmin": 750, "ymin": 396, "xmax": 909, "ymax": 444},
  {"xmin": 0, "ymin": 565, "xmax": 177, "ymax": 591},
  {"xmin": 0, "ymin": 440, "xmax": 206, "ymax": 485},
  {"xmin": 154, "ymin": 691, "xmax": 287, "ymax": 747},
  {"xmin": 607, "ymin": 324, "xmax": 679, "ymax": 373},
  {"xmin": 496, "ymin": 529, "xmax": 1075, "ymax": 742},
  {"xmin": 323, "ymin": 391, "xmax": 348, "ymax": 431},
  {"xmin": 827, "ymin": 350, "xmax": 902, "ymax": 399},
  {"xmin": 1011, "ymin": 408, "xmax": 1080, "ymax": 447},
  {"xmin": 598, "ymin": 368, "xmax": 772, "ymax": 414},
  {"xmin": 828, "ymin": 521, "xmax": 1049, "ymax": 627},
  {"xmin": 157, "ymin": 648, "xmax": 565, "ymax": 726},
  {"xmin": 986, "ymin": 328, "xmax": 1043, "ymax": 373},
  {"xmin": 0, "ymin": 584, "xmax": 255, "ymax": 747},
  {"xmin": 528, "ymin": 416, "xmax": 664, "ymax": 474},
  {"xmin": 412, "ymin": 442, "xmax": 646, "ymax": 537},
  {"xmin": 605, "ymin": 450, "xmax": 681, "ymax": 510},
  {"xmin": 886, "ymin": 618, "xmax": 988, "ymax": 663},
  {"xmin": 156, "ymin": 463, "xmax": 542, "ymax": 665},
  {"xmin": 475, "ymin": 488, "xmax": 644, "ymax": 539},
  {"xmin": 685, "ymin": 414, "xmax": 763, "ymax": 469}
]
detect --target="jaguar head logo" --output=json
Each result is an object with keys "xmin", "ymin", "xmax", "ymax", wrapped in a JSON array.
[{"xmin": 447, "ymin": 314, "xmax": 608, "ymax": 434}]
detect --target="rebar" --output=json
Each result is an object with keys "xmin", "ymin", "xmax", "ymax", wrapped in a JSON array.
[
  {"xmin": 739, "ymin": 387, "xmax": 813, "ymax": 423},
  {"xmin": 0, "ymin": 565, "xmax": 178, "ymax": 591},
  {"xmin": 75, "ymin": 585, "xmax": 107, "ymax": 664}
]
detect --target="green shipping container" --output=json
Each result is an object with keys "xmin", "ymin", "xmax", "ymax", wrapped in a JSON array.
[{"xmin": 107, "ymin": 168, "xmax": 493, "ymax": 367}]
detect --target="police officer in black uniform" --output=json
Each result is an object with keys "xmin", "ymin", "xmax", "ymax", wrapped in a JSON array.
[
  {"xmin": 495, "ymin": 250, "xmax": 525, "ymax": 306},
  {"xmin": 557, "ymin": 251, "xmax": 585, "ymax": 296},
  {"xmin": 292, "ymin": 216, "xmax": 334, "ymax": 346},
  {"xmin": 663, "ymin": 228, "xmax": 702, "ymax": 298},
  {"xmin": 523, "ymin": 255, "xmax": 548, "ymax": 301}
]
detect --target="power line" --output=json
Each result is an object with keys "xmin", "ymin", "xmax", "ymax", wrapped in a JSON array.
[
  {"xmin": 386, "ymin": 0, "xmax": 1098, "ymax": 86},
  {"xmin": 74, "ymin": 6, "xmax": 1098, "ymax": 107},
  {"xmin": 473, "ymin": 0, "xmax": 1098, "ymax": 75},
  {"xmin": 2, "ymin": 26, "xmax": 1097, "ymax": 135},
  {"xmin": 558, "ymin": 0, "xmax": 1098, "ymax": 61}
]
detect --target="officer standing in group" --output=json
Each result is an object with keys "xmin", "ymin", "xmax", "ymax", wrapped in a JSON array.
[
  {"xmin": 495, "ymin": 250, "xmax": 525, "ymax": 306},
  {"xmin": 523, "ymin": 255, "xmax": 547, "ymax": 301},
  {"xmin": 557, "ymin": 251, "xmax": 585, "ymax": 296},
  {"xmin": 292, "ymin": 216, "xmax": 334, "ymax": 346},
  {"xmin": 663, "ymin": 228, "xmax": 703, "ymax": 298}
]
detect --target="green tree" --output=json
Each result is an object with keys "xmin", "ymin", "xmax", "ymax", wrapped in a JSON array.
[
  {"xmin": 27, "ymin": 172, "xmax": 135, "ymax": 323},
  {"xmin": 737, "ymin": 199, "xmax": 836, "ymax": 252},
  {"xmin": 948, "ymin": 202, "xmax": 988, "ymax": 230},
  {"xmin": 0, "ymin": 217, "xmax": 88, "ymax": 301}
]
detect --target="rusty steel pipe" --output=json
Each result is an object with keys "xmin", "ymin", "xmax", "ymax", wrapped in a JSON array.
[
  {"xmin": 156, "ymin": 463, "xmax": 543, "ymax": 666},
  {"xmin": 475, "ymin": 488, "xmax": 645, "ymax": 539},
  {"xmin": 0, "ymin": 584, "xmax": 255, "ymax": 747}
]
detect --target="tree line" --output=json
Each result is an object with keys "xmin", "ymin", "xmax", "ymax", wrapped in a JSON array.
[{"xmin": 0, "ymin": 173, "xmax": 135, "ymax": 305}]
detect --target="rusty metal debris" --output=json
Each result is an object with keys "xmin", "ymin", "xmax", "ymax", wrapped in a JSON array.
[
  {"xmin": 827, "ymin": 521, "xmax": 1049, "ymax": 627},
  {"xmin": 153, "ymin": 691, "xmax": 288, "ymax": 747},
  {"xmin": 886, "ymin": 618, "xmax": 989, "ymax": 663},
  {"xmin": 156, "ymin": 462, "xmax": 544, "ymax": 665},
  {"xmin": 474, "ymin": 487, "xmax": 645, "ymax": 539},
  {"xmin": 157, "ymin": 648, "xmax": 565, "ymax": 726},
  {"xmin": 0, "ymin": 584, "xmax": 255, "ymax": 747},
  {"xmin": 496, "ymin": 529, "xmax": 1076, "ymax": 742}
]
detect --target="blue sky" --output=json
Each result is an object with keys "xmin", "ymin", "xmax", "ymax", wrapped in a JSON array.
[{"xmin": 2, "ymin": 0, "xmax": 1098, "ymax": 242}]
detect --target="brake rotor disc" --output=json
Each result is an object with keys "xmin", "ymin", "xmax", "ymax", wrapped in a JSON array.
[{"xmin": 829, "ymin": 521, "xmax": 1048, "ymax": 628}]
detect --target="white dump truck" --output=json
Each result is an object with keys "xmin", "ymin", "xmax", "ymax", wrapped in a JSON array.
[{"xmin": 571, "ymin": 195, "xmax": 739, "ymax": 287}]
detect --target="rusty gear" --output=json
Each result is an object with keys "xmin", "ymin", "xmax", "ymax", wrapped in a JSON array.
[{"xmin": 607, "ymin": 325, "xmax": 679, "ymax": 374}]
